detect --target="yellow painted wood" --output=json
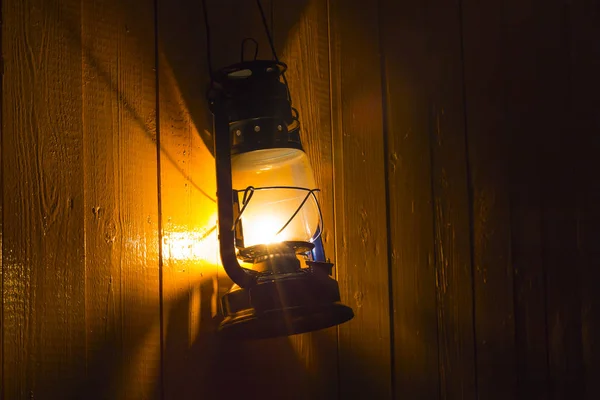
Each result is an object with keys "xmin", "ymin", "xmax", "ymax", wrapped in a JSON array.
[
  {"xmin": 82, "ymin": 0, "xmax": 161, "ymax": 398},
  {"xmin": 461, "ymin": 1, "xmax": 516, "ymax": 398},
  {"xmin": 275, "ymin": 0, "xmax": 339, "ymax": 397},
  {"xmin": 157, "ymin": 0, "xmax": 220, "ymax": 397},
  {"xmin": 2, "ymin": 0, "xmax": 86, "ymax": 397},
  {"xmin": 380, "ymin": 0, "xmax": 440, "ymax": 396},
  {"xmin": 426, "ymin": 1, "xmax": 477, "ymax": 395},
  {"xmin": 4, "ymin": 1, "xmax": 598, "ymax": 399},
  {"xmin": 328, "ymin": 0, "xmax": 392, "ymax": 398}
]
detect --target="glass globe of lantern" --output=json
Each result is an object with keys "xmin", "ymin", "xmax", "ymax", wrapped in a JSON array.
[{"xmin": 231, "ymin": 147, "xmax": 320, "ymax": 249}]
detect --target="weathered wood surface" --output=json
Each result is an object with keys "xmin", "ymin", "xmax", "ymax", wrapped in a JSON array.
[
  {"xmin": 2, "ymin": 0, "xmax": 86, "ymax": 398},
  {"xmin": 2, "ymin": 0, "xmax": 599, "ymax": 399},
  {"xmin": 529, "ymin": 1, "xmax": 583, "ymax": 398},
  {"xmin": 329, "ymin": 0, "xmax": 393, "ymax": 398},
  {"xmin": 503, "ymin": 1, "xmax": 559, "ymax": 398},
  {"xmin": 427, "ymin": 2, "xmax": 477, "ymax": 398},
  {"xmin": 157, "ymin": 0, "xmax": 219, "ymax": 397},
  {"xmin": 82, "ymin": 0, "xmax": 161, "ymax": 398},
  {"xmin": 380, "ymin": 0, "xmax": 439, "ymax": 398},
  {"xmin": 462, "ymin": 2, "xmax": 516, "ymax": 399},
  {"xmin": 571, "ymin": 2, "xmax": 600, "ymax": 399},
  {"xmin": 275, "ymin": 0, "xmax": 340, "ymax": 398}
]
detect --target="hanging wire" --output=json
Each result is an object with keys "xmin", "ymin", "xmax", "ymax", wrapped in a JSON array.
[
  {"xmin": 255, "ymin": 0, "xmax": 293, "ymax": 108},
  {"xmin": 254, "ymin": 0, "xmax": 280, "ymax": 63},
  {"xmin": 232, "ymin": 186, "xmax": 324, "ymax": 244},
  {"xmin": 201, "ymin": 0, "xmax": 214, "ymax": 81},
  {"xmin": 203, "ymin": 0, "xmax": 297, "ymax": 117},
  {"xmin": 270, "ymin": 0, "xmax": 275, "ymax": 46}
]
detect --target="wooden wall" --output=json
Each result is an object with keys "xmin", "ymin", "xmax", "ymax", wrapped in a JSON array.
[{"xmin": 1, "ymin": 0, "xmax": 598, "ymax": 399}]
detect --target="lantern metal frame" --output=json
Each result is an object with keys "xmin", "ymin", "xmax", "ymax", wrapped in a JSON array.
[{"xmin": 209, "ymin": 59, "xmax": 354, "ymax": 339}]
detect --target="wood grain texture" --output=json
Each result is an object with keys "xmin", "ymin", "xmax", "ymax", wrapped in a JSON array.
[
  {"xmin": 0, "ymin": 38, "xmax": 3, "ymax": 393},
  {"xmin": 531, "ymin": 1, "xmax": 584, "ymax": 398},
  {"xmin": 379, "ymin": 0, "xmax": 440, "ymax": 398},
  {"xmin": 427, "ymin": 1, "xmax": 477, "ymax": 398},
  {"xmin": 274, "ymin": 1, "xmax": 339, "ymax": 398},
  {"xmin": 461, "ymin": 2, "xmax": 516, "ymax": 399},
  {"xmin": 503, "ymin": 2, "xmax": 553, "ymax": 398},
  {"xmin": 1, "ymin": 29, "xmax": 3, "ymax": 393},
  {"xmin": 157, "ymin": 0, "xmax": 221, "ymax": 397},
  {"xmin": 82, "ymin": 0, "xmax": 161, "ymax": 398},
  {"xmin": 81, "ymin": 1, "xmax": 124, "ymax": 396},
  {"xmin": 328, "ymin": 0, "xmax": 392, "ymax": 398},
  {"xmin": 570, "ymin": 2, "xmax": 600, "ymax": 399},
  {"xmin": 1, "ymin": 0, "xmax": 86, "ymax": 397},
  {"xmin": 3, "ymin": 0, "xmax": 600, "ymax": 398}
]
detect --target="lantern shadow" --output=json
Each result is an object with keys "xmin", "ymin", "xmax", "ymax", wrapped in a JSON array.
[
  {"xmin": 161, "ymin": 274, "xmax": 322, "ymax": 399},
  {"xmin": 71, "ymin": 299, "xmax": 162, "ymax": 400}
]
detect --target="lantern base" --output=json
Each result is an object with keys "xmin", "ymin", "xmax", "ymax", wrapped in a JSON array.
[{"xmin": 218, "ymin": 264, "xmax": 354, "ymax": 340}]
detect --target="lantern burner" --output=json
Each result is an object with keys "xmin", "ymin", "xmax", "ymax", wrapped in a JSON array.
[
  {"xmin": 238, "ymin": 241, "xmax": 315, "ymax": 264},
  {"xmin": 219, "ymin": 261, "xmax": 354, "ymax": 340}
]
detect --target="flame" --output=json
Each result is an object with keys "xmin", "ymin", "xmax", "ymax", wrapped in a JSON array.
[{"xmin": 243, "ymin": 214, "xmax": 289, "ymax": 245}]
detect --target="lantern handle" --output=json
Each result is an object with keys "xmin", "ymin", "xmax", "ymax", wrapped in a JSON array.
[{"xmin": 214, "ymin": 108, "xmax": 257, "ymax": 288}]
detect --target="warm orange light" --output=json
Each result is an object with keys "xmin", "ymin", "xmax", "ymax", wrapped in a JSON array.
[
  {"xmin": 162, "ymin": 227, "xmax": 219, "ymax": 263},
  {"xmin": 249, "ymin": 214, "xmax": 288, "ymax": 244},
  {"xmin": 231, "ymin": 148, "xmax": 319, "ymax": 248}
]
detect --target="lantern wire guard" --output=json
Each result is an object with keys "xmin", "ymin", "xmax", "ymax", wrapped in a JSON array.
[
  {"xmin": 204, "ymin": 0, "xmax": 353, "ymax": 340},
  {"xmin": 233, "ymin": 185, "xmax": 324, "ymax": 251}
]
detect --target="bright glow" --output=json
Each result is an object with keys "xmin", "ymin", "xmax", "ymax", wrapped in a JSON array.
[
  {"xmin": 162, "ymin": 227, "xmax": 219, "ymax": 262},
  {"xmin": 250, "ymin": 214, "xmax": 288, "ymax": 244},
  {"xmin": 232, "ymin": 148, "xmax": 319, "ymax": 248}
]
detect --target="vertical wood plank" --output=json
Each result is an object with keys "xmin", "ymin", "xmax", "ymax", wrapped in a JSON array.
[
  {"xmin": 428, "ymin": 1, "xmax": 477, "ymax": 398},
  {"xmin": 531, "ymin": 1, "xmax": 584, "ymax": 398},
  {"xmin": 328, "ymin": 0, "xmax": 392, "ymax": 398},
  {"xmin": 81, "ymin": 1, "xmax": 124, "ymax": 396},
  {"xmin": 503, "ymin": 2, "xmax": 553, "ymax": 398},
  {"xmin": 1, "ymin": 27, "xmax": 3, "ymax": 392},
  {"xmin": 82, "ymin": 0, "xmax": 161, "ymax": 398},
  {"xmin": 379, "ymin": 0, "xmax": 440, "ymax": 398},
  {"xmin": 461, "ymin": 2, "xmax": 516, "ymax": 399},
  {"xmin": 510, "ymin": 148, "xmax": 547, "ymax": 399},
  {"xmin": 570, "ymin": 2, "xmax": 600, "ymax": 399},
  {"xmin": 0, "ymin": 35, "xmax": 3, "ymax": 393},
  {"xmin": 157, "ymin": 0, "xmax": 221, "ymax": 397},
  {"xmin": 1, "ymin": 0, "xmax": 86, "ymax": 398},
  {"xmin": 274, "ymin": 0, "xmax": 339, "ymax": 398},
  {"xmin": 510, "ymin": 145, "xmax": 548, "ymax": 399}
]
